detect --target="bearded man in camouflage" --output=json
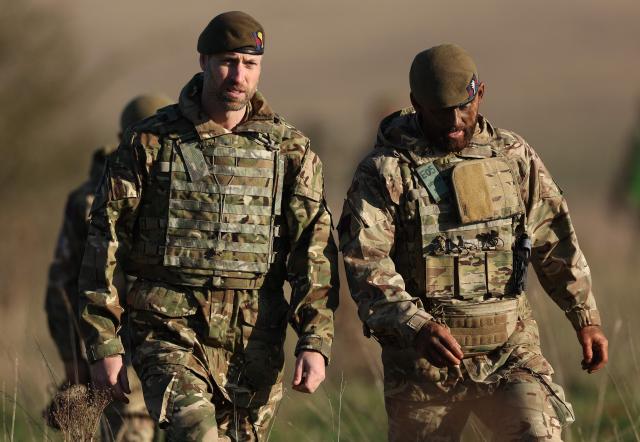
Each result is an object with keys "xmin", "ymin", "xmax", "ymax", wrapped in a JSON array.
[
  {"xmin": 338, "ymin": 44, "xmax": 608, "ymax": 441},
  {"xmin": 79, "ymin": 11, "xmax": 339, "ymax": 441},
  {"xmin": 45, "ymin": 94, "xmax": 172, "ymax": 441}
]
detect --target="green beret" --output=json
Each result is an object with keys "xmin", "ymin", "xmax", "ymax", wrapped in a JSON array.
[
  {"xmin": 198, "ymin": 11, "xmax": 265, "ymax": 55},
  {"xmin": 120, "ymin": 94, "xmax": 173, "ymax": 132},
  {"xmin": 410, "ymin": 44, "xmax": 479, "ymax": 109}
]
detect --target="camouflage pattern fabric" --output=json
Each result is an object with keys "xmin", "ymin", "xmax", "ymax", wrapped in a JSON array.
[
  {"xmin": 79, "ymin": 73, "xmax": 339, "ymax": 440},
  {"xmin": 44, "ymin": 147, "xmax": 158, "ymax": 441},
  {"xmin": 385, "ymin": 370, "xmax": 568, "ymax": 441},
  {"xmin": 102, "ymin": 365, "xmax": 156, "ymax": 442},
  {"xmin": 129, "ymin": 287, "xmax": 283, "ymax": 441},
  {"xmin": 338, "ymin": 108, "xmax": 597, "ymax": 437},
  {"xmin": 45, "ymin": 146, "xmax": 113, "ymax": 363}
]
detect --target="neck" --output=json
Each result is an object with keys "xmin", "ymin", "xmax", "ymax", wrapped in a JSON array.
[{"xmin": 201, "ymin": 97, "xmax": 247, "ymax": 130}]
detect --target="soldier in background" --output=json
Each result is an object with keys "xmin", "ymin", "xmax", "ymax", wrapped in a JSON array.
[
  {"xmin": 339, "ymin": 44, "xmax": 608, "ymax": 441},
  {"xmin": 45, "ymin": 94, "xmax": 173, "ymax": 441},
  {"xmin": 79, "ymin": 11, "xmax": 339, "ymax": 441}
]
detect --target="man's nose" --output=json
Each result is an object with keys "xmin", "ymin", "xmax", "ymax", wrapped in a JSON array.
[
  {"xmin": 229, "ymin": 64, "xmax": 246, "ymax": 83},
  {"xmin": 451, "ymin": 108, "xmax": 463, "ymax": 128}
]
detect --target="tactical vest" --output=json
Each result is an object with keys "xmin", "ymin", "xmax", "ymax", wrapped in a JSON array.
[
  {"xmin": 400, "ymin": 144, "xmax": 529, "ymax": 355},
  {"xmin": 130, "ymin": 113, "xmax": 285, "ymax": 290}
]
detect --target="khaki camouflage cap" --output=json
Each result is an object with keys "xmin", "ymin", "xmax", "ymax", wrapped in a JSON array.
[
  {"xmin": 120, "ymin": 94, "xmax": 173, "ymax": 132},
  {"xmin": 198, "ymin": 11, "xmax": 265, "ymax": 55},
  {"xmin": 410, "ymin": 43, "xmax": 479, "ymax": 109}
]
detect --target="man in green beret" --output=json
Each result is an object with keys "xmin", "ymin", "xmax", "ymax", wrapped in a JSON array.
[
  {"xmin": 45, "ymin": 94, "xmax": 172, "ymax": 440},
  {"xmin": 79, "ymin": 10, "xmax": 339, "ymax": 441},
  {"xmin": 339, "ymin": 43, "xmax": 608, "ymax": 441}
]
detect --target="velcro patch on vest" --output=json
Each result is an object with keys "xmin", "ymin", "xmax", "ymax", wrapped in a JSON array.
[
  {"xmin": 415, "ymin": 162, "xmax": 451, "ymax": 203},
  {"xmin": 178, "ymin": 142, "xmax": 210, "ymax": 182},
  {"xmin": 451, "ymin": 158, "xmax": 523, "ymax": 224}
]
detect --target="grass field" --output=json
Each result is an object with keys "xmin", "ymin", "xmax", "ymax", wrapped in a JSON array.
[{"xmin": 1, "ymin": 0, "xmax": 640, "ymax": 440}]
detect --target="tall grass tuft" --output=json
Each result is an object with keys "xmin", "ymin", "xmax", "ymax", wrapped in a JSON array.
[{"xmin": 45, "ymin": 384, "xmax": 111, "ymax": 442}]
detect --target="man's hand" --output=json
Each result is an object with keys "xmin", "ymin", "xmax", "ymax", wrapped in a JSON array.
[
  {"xmin": 578, "ymin": 325, "xmax": 608, "ymax": 373},
  {"xmin": 89, "ymin": 355, "xmax": 130, "ymax": 403},
  {"xmin": 292, "ymin": 351, "xmax": 325, "ymax": 394},
  {"xmin": 415, "ymin": 321, "xmax": 464, "ymax": 367}
]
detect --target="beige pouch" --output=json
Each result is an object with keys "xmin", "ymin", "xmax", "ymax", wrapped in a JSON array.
[
  {"xmin": 451, "ymin": 158, "xmax": 524, "ymax": 224},
  {"xmin": 437, "ymin": 297, "xmax": 519, "ymax": 355}
]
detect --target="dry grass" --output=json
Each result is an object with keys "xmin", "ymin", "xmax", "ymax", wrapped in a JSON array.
[{"xmin": 45, "ymin": 384, "xmax": 111, "ymax": 442}]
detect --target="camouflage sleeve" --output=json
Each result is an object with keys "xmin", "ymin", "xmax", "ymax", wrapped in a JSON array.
[
  {"xmin": 338, "ymin": 156, "xmax": 432, "ymax": 348},
  {"xmin": 284, "ymin": 143, "xmax": 339, "ymax": 363},
  {"xmin": 44, "ymin": 186, "xmax": 91, "ymax": 362},
  {"xmin": 78, "ymin": 131, "xmax": 147, "ymax": 362},
  {"xmin": 518, "ymin": 141, "xmax": 601, "ymax": 330}
]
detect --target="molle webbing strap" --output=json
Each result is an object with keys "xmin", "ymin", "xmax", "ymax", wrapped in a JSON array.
[
  {"xmin": 169, "ymin": 200, "xmax": 272, "ymax": 216},
  {"xmin": 168, "ymin": 219, "xmax": 271, "ymax": 235},
  {"xmin": 163, "ymin": 132, "xmax": 284, "ymax": 279},
  {"xmin": 209, "ymin": 164, "xmax": 274, "ymax": 178},
  {"xmin": 203, "ymin": 146, "xmax": 275, "ymax": 159},
  {"xmin": 421, "ymin": 216, "xmax": 512, "ymax": 236},
  {"xmin": 162, "ymin": 162, "xmax": 274, "ymax": 178},
  {"xmin": 164, "ymin": 256, "xmax": 268, "ymax": 273},
  {"xmin": 167, "ymin": 237, "xmax": 269, "ymax": 253},
  {"xmin": 171, "ymin": 181, "xmax": 273, "ymax": 197}
]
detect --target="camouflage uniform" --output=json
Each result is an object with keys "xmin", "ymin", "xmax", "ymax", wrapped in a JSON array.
[
  {"xmin": 45, "ymin": 146, "xmax": 157, "ymax": 441},
  {"xmin": 79, "ymin": 73, "xmax": 339, "ymax": 441},
  {"xmin": 339, "ymin": 109, "xmax": 601, "ymax": 441}
]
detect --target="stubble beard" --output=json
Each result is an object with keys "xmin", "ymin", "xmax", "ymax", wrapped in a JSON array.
[{"xmin": 216, "ymin": 84, "xmax": 257, "ymax": 112}]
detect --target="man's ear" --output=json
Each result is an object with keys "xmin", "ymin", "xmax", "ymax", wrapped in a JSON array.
[
  {"xmin": 409, "ymin": 93, "xmax": 423, "ymax": 112},
  {"xmin": 476, "ymin": 82, "xmax": 485, "ymax": 103},
  {"xmin": 199, "ymin": 54, "xmax": 208, "ymax": 71}
]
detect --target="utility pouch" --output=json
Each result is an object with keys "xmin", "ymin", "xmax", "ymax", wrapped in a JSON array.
[
  {"xmin": 451, "ymin": 158, "xmax": 523, "ymax": 224},
  {"xmin": 426, "ymin": 255, "xmax": 455, "ymax": 297},
  {"xmin": 434, "ymin": 297, "xmax": 519, "ymax": 355}
]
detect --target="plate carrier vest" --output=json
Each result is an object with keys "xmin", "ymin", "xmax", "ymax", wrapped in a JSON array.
[
  {"xmin": 130, "ymin": 108, "xmax": 286, "ymax": 290},
  {"xmin": 398, "ymin": 142, "xmax": 530, "ymax": 355}
]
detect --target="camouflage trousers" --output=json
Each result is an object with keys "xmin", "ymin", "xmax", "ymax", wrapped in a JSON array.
[
  {"xmin": 385, "ymin": 370, "xmax": 570, "ymax": 442},
  {"xmin": 127, "ymin": 281, "xmax": 287, "ymax": 442},
  {"xmin": 137, "ymin": 364, "xmax": 277, "ymax": 441},
  {"xmin": 100, "ymin": 365, "xmax": 159, "ymax": 442}
]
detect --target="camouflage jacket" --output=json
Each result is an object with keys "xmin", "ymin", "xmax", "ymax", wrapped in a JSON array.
[
  {"xmin": 339, "ymin": 109, "xmax": 601, "ymax": 399},
  {"xmin": 45, "ymin": 147, "xmax": 114, "ymax": 362},
  {"xmin": 79, "ymin": 73, "xmax": 339, "ymax": 364}
]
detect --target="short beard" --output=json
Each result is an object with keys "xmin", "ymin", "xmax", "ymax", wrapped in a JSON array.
[
  {"xmin": 440, "ymin": 124, "xmax": 475, "ymax": 152},
  {"xmin": 216, "ymin": 86, "xmax": 256, "ymax": 111}
]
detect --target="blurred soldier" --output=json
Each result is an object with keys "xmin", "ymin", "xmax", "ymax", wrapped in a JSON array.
[
  {"xmin": 339, "ymin": 44, "xmax": 608, "ymax": 441},
  {"xmin": 45, "ymin": 94, "xmax": 173, "ymax": 441},
  {"xmin": 79, "ymin": 11, "xmax": 339, "ymax": 441}
]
